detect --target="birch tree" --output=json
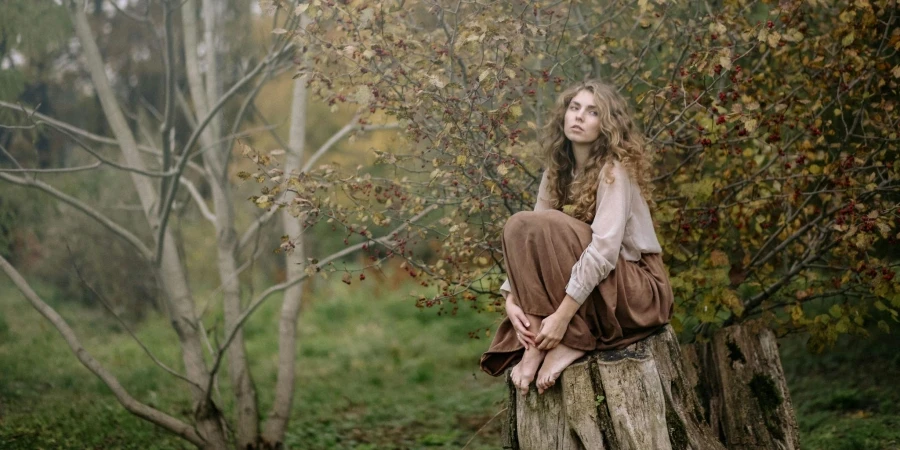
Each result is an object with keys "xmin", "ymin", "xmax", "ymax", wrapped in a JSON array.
[{"xmin": 0, "ymin": 0, "xmax": 398, "ymax": 448}]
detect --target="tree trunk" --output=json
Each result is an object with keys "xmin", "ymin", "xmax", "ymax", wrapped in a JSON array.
[
  {"xmin": 503, "ymin": 322, "xmax": 797, "ymax": 449},
  {"xmin": 263, "ymin": 64, "xmax": 310, "ymax": 447},
  {"xmin": 67, "ymin": 2, "xmax": 229, "ymax": 447},
  {"xmin": 682, "ymin": 321, "xmax": 800, "ymax": 449}
]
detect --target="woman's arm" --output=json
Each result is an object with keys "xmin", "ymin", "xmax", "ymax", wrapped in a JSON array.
[
  {"xmin": 536, "ymin": 162, "xmax": 633, "ymax": 350},
  {"xmin": 562, "ymin": 160, "xmax": 633, "ymax": 305}
]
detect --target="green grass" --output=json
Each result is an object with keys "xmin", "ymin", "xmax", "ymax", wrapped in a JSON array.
[
  {"xmin": 780, "ymin": 329, "xmax": 900, "ymax": 450},
  {"xmin": 1, "ymin": 276, "xmax": 899, "ymax": 449},
  {"xmin": 0, "ymin": 277, "xmax": 506, "ymax": 449}
]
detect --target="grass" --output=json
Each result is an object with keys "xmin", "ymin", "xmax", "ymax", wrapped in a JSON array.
[
  {"xmin": 0, "ymin": 276, "xmax": 506, "ymax": 449},
  {"xmin": 1, "ymin": 275, "xmax": 899, "ymax": 449},
  {"xmin": 779, "ymin": 328, "xmax": 900, "ymax": 450}
]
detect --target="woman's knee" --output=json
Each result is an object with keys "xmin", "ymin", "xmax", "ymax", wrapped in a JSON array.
[{"xmin": 503, "ymin": 210, "xmax": 568, "ymax": 240}]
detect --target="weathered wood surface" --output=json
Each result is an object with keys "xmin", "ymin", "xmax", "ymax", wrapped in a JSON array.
[
  {"xmin": 691, "ymin": 322, "xmax": 800, "ymax": 449},
  {"xmin": 503, "ymin": 323, "xmax": 798, "ymax": 449},
  {"xmin": 504, "ymin": 325, "xmax": 724, "ymax": 450}
]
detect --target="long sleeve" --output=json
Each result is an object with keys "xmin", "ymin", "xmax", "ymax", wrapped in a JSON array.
[
  {"xmin": 564, "ymin": 161, "xmax": 633, "ymax": 304},
  {"xmin": 500, "ymin": 170, "xmax": 553, "ymax": 298}
]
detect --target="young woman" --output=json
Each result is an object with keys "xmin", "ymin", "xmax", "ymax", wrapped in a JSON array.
[{"xmin": 479, "ymin": 79, "xmax": 674, "ymax": 395}]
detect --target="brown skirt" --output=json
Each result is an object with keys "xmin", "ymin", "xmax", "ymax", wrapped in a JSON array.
[{"xmin": 479, "ymin": 209, "xmax": 675, "ymax": 377}]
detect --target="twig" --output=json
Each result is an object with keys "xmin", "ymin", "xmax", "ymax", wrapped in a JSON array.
[
  {"xmin": 66, "ymin": 243, "xmax": 202, "ymax": 391},
  {"xmin": 461, "ymin": 407, "xmax": 507, "ymax": 450}
]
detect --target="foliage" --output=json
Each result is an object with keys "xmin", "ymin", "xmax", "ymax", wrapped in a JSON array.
[{"xmin": 252, "ymin": 0, "xmax": 900, "ymax": 350}]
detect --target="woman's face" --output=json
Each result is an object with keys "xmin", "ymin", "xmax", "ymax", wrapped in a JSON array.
[{"xmin": 564, "ymin": 90, "xmax": 603, "ymax": 145}]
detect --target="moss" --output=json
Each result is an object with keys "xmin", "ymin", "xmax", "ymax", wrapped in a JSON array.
[
  {"xmin": 749, "ymin": 373, "xmax": 783, "ymax": 413},
  {"xmin": 665, "ymin": 401, "xmax": 690, "ymax": 450},
  {"xmin": 749, "ymin": 373, "xmax": 786, "ymax": 441},
  {"xmin": 726, "ymin": 339, "xmax": 746, "ymax": 364},
  {"xmin": 694, "ymin": 381, "xmax": 711, "ymax": 425}
]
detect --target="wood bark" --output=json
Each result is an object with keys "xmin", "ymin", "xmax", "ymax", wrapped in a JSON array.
[
  {"xmin": 264, "ymin": 60, "xmax": 311, "ymax": 446},
  {"xmin": 200, "ymin": 0, "xmax": 260, "ymax": 445},
  {"xmin": 683, "ymin": 322, "xmax": 800, "ymax": 449}
]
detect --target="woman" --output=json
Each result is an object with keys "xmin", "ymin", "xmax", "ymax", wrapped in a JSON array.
[{"xmin": 479, "ymin": 79, "xmax": 674, "ymax": 395}]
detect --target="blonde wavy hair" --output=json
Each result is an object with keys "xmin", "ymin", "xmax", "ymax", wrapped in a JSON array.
[{"xmin": 541, "ymin": 79, "xmax": 655, "ymax": 222}]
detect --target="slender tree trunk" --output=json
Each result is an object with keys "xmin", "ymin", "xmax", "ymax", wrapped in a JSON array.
[
  {"xmin": 194, "ymin": 0, "xmax": 260, "ymax": 445},
  {"xmin": 66, "ymin": 1, "xmax": 228, "ymax": 447},
  {"xmin": 263, "ymin": 63, "xmax": 309, "ymax": 447}
]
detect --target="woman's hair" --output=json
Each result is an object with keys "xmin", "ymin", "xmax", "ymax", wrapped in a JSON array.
[{"xmin": 541, "ymin": 79, "xmax": 656, "ymax": 222}]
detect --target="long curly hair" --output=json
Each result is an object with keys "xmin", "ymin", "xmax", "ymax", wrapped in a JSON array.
[{"xmin": 541, "ymin": 79, "xmax": 655, "ymax": 222}]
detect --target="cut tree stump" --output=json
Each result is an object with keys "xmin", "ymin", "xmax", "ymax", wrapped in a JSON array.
[
  {"xmin": 503, "ymin": 323, "xmax": 798, "ymax": 449},
  {"xmin": 682, "ymin": 321, "xmax": 800, "ymax": 449}
]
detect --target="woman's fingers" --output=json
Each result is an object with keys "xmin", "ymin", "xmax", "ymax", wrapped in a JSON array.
[
  {"xmin": 511, "ymin": 314, "xmax": 536, "ymax": 338},
  {"xmin": 516, "ymin": 334, "xmax": 530, "ymax": 348},
  {"xmin": 535, "ymin": 332, "xmax": 559, "ymax": 350}
]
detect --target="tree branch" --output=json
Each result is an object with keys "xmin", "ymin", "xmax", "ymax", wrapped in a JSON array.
[
  {"xmin": 179, "ymin": 177, "xmax": 216, "ymax": 223},
  {"xmin": 209, "ymin": 203, "xmax": 440, "ymax": 400},
  {"xmin": 68, "ymin": 247, "xmax": 202, "ymax": 390},
  {"xmin": 154, "ymin": 42, "xmax": 294, "ymax": 265},
  {"xmin": 236, "ymin": 119, "xmax": 400, "ymax": 253},
  {"xmin": 0, "ymin": 172, "xmax": 154, "ymax": 260},
  {"xmin": 0, "ymin": 254, "xmax": 204, "ymax": 447}
]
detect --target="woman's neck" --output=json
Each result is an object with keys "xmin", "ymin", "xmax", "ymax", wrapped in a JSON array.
[{"xmin": 572, "ymin": 141, "xmax": 592, "ymax": 173}]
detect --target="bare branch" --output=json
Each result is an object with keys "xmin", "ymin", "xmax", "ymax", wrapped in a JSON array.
[
  {"xmin": 68, "ymin": 246, "xmax": 202, "ymax": 390},
  {"xmin": 236, "ymin": 119, "xmax": 400, "ymax": 253},
  {"xmin": 179, "ymin": 177, "xmax": 216, "ymax": 223},
  {"xmin": 210, "ymin": 203, "xmax": 441, "ymax": 399},
  {"xmin": 154, "ymin": 43, "xmax": 295, "ymax": 265},
  {"xmin": 0, "ymin": 254, "xmax": 204, "ymax": 447},
  {"xmin": 0, "ymin": 161, "xmax": 103, "ymax": 173},
  {"xmin": 0, "ymin": 172, "xmax": 154, "ymax": 260}
]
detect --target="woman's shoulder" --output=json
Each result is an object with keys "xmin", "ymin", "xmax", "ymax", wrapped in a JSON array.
[{"xmin": 600, "ymin": 157, "xmax": 629, "ymax": 184}]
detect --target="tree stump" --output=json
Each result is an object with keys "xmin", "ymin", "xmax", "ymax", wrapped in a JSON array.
[
  {"xmin": 502, "ymin": 323, "xmax": 798, "ymax": 449},
  {"xmin": 682, "ymin": 321, "xmax": 800, "ymax": 449},
  {"xmin": 503, "ymin": 325, "xmax": 724, "ymax": 450}
]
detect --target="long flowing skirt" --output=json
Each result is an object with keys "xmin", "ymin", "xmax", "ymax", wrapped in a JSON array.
[{"xmin": 479, "ymin": 209, "xmax": 675, "ymax": 376}]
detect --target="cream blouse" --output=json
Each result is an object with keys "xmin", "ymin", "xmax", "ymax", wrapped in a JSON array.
[{"xmin": 500, "ymin": 160, "xmax": 663, "ymax": 305}]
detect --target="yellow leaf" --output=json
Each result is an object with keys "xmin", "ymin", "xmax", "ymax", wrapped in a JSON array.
[
  {"xmin": 710, "ymin": 250, "xmax": 729, "ymax": 267},
  {"xmin": 294, "ymin": 3, "xmax": 309, "ymax": 15},
  {"xmin": 767, "ymin": 31, "xmax": 781, "ymax": 48},
  {"xmin": 842, "ymin": 32, "xmax": 855, "ymax": 47},
  {"xmin": 742, "ymin": 118, "xmax": 758, "ymax": 132},
  {"xmin": 510, "ymin": 105, "xmax": 523, "ymax": 118}
]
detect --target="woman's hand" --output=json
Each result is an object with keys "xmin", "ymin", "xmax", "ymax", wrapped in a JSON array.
[
  {"xmin": 534, "ymin": 295, "xmax": 581, "ymax": 350},
  {"xmin": 535, "ymin": 312, "xmax": 568, "ymax": 350},
  {"xmin": 505, "ymin": 296, "xmax": 536, "ymax": 349}
]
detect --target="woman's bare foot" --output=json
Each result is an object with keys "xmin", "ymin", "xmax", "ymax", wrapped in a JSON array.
[
  {"xmin": 510, "ymin": 347, "xmax": 546, "ymax": 395},
  {"xmin": 535, "ymin": 344, "xmax": 585, "ymax": 394}
]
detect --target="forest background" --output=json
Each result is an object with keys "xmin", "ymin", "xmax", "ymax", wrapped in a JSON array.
[{"xmin": 0, "ymin": 0, "xmax": 898, "ymax": 448}]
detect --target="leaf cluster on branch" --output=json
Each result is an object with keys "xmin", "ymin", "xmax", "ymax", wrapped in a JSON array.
[{"xmin": 253, "ymin": 0, "xmax": 900, "ymax": 350}]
